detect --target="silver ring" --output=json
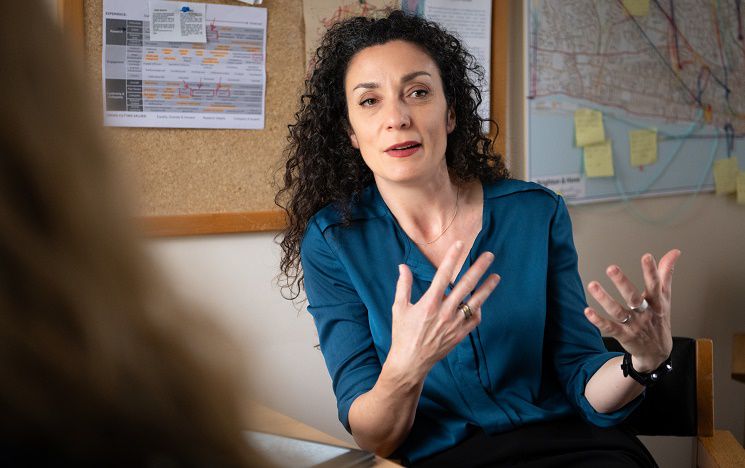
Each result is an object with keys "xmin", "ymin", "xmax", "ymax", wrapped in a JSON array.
[
  {"xmin": 620, "ymin": 313, "xmax": 632, "ymax": 325},
  {"xmin": 457, "ymin": 303, "xmax": 473, "ymax": 320},
  {"xmin": 630, "ymin": 298, "xmax": 649, "ymax": 313}
]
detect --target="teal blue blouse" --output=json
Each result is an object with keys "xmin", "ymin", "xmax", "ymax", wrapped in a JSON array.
[{"xmin": 300, "ymin": 179, "xmax": 640, "ymax": 464}]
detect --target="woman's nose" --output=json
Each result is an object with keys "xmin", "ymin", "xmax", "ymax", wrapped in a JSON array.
[{"xmin": 384, "ymin": 100, "xmax": 410, "ymax": 130}]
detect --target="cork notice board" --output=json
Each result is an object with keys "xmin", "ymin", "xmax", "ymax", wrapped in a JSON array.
[{"xmin": 59, "ymin": 0, "xmax": 509, "ymax": 236}]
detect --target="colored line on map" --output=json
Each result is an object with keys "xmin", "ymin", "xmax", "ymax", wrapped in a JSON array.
[
  {"xmin": 592, "ymin": 108, "xmax": 719, "ymax": 224},
  {"xmin": 644, "ymin": 0, "xmax": 682, "ymax": 69},
  {"xmin": 711, "ymin": 1, "xmax": 729, "ymax": 97},
  {"xmin": 619, "ymin": 0, "xmax": 734, "ymax": 112},
  {"xmin": 612, "ymin": 131, "xmax": 718, "ymax": 225},
  {"xmin": 665, "ymin": 0, "xmax": 682, "ymax": 69},
  {"xmin": 617, "ymin": 0, "xmax": 701, "ymax": 106},
  {"xmin": 661, "ymin": 132, "xmax": 745, "ymax": 140},
  {"xmin": 696, "ymin": 66, "xmax": 711, "ymax": 104},
  {"xmin": 648, "ymin": 0, "xmax": 731, "ymax": 100},
  {"xmin": 573, "ymin": 109, "xmax": 718, "ymax": 225},
  {"xmin": 603, "ymin": 106, "xmax": 744, "ymax": 141},
  {"xmin": 725, "ymin": 122, "xmax": 736, "ymax": 154}
]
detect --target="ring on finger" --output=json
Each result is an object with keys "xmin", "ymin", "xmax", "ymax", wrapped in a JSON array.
[
  {"xmin": 457, "ymin": 302, "xmax": 473, "ymax": 320},
  {"xmin": 629, "ymin": 298, "xmax": 649, "ymax": 313},
  {"xmin": 620, "ymin": 312, "xmax": 632, "ymax": 325}
]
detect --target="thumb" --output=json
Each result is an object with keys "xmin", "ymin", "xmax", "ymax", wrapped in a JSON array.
[{"xmin": 394, "ymin": 264, "xmax": 413, "ymax": 306}]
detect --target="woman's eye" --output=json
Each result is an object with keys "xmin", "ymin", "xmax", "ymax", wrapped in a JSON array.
[
  {"xmin": 360, "ymin": 97, "xmax": 377, "ymax": 106},
  {"xmin": 410, "ymin": 89, "xmax": 428, "ymax": 98}
]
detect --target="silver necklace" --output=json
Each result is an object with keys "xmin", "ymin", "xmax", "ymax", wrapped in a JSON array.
[{"xmin": 413, "ymin": 185, "xmax": 460, "ymax": 246}]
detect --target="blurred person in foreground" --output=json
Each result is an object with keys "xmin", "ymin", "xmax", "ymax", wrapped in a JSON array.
[{"xmin": 0, "ymin": 2, "xmax": 264, "ymax": 466}]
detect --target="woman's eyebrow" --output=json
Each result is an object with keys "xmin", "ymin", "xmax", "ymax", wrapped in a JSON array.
[
  {"xmin": 352, "ymin": 81, "xmax": 378, "ymax": 91},
  {"xmin": 351, "ymin": 71, "xmax": 432, "ymax": 92},
  {"xmin": 401, "ymin": 71, "xmax": 431, "ymax": 83}
]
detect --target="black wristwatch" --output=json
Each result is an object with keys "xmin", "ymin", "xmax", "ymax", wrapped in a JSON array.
[{"xmin": 621, "ymin": 352, "xmax": 673, "ymax": 387}]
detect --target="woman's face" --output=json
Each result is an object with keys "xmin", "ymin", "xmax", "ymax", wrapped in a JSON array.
[{"xmin": 344, "ymin": 40, "xmax": 455, "ymax": 187}]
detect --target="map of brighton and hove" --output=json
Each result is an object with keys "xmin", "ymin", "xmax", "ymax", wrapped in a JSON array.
[{"xmin": 527, "ymin": 0, "xmax": 745, "ymax": 204}]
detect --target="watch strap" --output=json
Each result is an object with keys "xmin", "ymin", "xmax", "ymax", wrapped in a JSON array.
[{"xmin": 621, "ymin": 352, "xmax": 673, "ymax": 387}]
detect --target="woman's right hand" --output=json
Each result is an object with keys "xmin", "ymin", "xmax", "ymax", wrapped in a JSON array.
[
  {"xmin": 348, "ymin": 241, "xmax": 499, "ymax": 455},
  {"xmin": 387, "ymin": 241, "xmax": 500, "ymax": 381}
]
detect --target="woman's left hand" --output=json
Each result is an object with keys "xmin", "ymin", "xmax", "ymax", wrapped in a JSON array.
[{"xmin": 584, "ymin": 249, "xmax": 681, "ymax": 372}]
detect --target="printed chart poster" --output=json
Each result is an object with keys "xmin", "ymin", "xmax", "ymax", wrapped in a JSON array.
[{"xmin": 103, "ymin": 0, "xmax": 267, "ymax": 129}]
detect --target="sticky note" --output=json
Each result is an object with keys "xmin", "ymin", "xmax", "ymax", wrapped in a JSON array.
[
  {"xmin": 629, "ymin": 129, "xmax": 657, "ymax": 167},
  {"xmin": 713, "ymin": 156, "xmax": 739, "ymax": 195},
  {"xmin": 738, "ymin": 172, "xmax": 745, "ymax": 205},
  {"xmin": 622, "ymin": 0, "xmax": 649, "ymax": 16},
  {"xmin": 584, "ymin": 141, "xmax": 614, "ymax": 178},
  {"xmin": 574, "ymin": 108, "xmax": 605, "ymax": 147}
]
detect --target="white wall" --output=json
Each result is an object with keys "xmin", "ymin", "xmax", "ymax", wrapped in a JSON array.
[{"xmin": 150, "ymin": 194, "xmax": 745, "ymax": 468}]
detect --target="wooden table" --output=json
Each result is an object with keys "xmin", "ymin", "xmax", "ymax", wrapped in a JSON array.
[{"xmin": 244, "ymin": 401, "xmax": 400, "ymax": 467}]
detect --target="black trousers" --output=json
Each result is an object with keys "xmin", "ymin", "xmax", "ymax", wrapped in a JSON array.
[{"xmin": 413, "ymin": 416, "xmax": 657, "ymax": 468}]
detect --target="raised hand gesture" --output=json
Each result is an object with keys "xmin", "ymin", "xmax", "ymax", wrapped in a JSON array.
[
  {"xmin": 387, "ymin": 241, "xmax": 500, "ymax": 379},
  {"xmin": 584, "ymin": 249, "xmax": 681, "ymax": 372}
]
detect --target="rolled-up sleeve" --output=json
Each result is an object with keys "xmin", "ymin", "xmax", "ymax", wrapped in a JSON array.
[
  {"xmin": 301, "ymin": 218, "xmax": 382, "ymax": 432},
  {"xmin": 545, "ymin": 196, "xmax": 642, "ymax": 426}
]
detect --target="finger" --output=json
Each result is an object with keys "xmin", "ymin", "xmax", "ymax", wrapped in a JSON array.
[
  {"xmin": 587, "ymin": 281, "xmax": 627, "ymax": 322},
  {"xmin": 657, "ymin": 249, "xmax": 681, "ymax": 295},
  {"xmin": 465, "ymin": 273, "xmax": 500, "ymax": 310},
  {"xmin": 428, "ymin": 241, "xmax": 464, "ymax": 299},
  {"xmin": 584, "ymin": 307, "xmax": 625, "ymax": 337},
  {"xmin": 455, "ymin": 288, "xmax": 496, "ymax": 334},
  {"xmin": 640, "ymin": 253, "xmax": 660, "ymax": 297},
  {"xmin": 605, "ymin": 264, "xmax": 644, "ymax": 309},
  {"xmin": 394, "ymin": 264, "xmax": 412, "ymax": 306},
  {"xmin": 446, "ymin": 251, "xmax": 495, "ymax": 306},
  {"xmin": 453, "ymin": 275, "xmax": 500, "ymax": 338}
]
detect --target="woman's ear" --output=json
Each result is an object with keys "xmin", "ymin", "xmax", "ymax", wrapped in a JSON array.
[{"xmin": 447, "ymin": 107, "xmax": 456, "ymax": 133}]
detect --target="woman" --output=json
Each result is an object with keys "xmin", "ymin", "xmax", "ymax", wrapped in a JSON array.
[
  {"xmin": 0, "ymin": 3, "xmax": 264, "ymax": 466},
  {"xmin": 277, "ymin": 11, "xmax": 678, "ymax": 467}
]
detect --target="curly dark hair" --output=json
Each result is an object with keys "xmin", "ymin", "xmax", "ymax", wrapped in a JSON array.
[{"xmin": 276, "ymin": 10, "xmax": 509, "ymax": 300}]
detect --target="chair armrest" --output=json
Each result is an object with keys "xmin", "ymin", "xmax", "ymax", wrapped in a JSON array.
[{"xmin": 697, "ymin": 430, "xmax": 745, "ymax": 468}]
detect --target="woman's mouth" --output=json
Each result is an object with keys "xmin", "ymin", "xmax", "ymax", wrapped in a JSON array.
[{"xmin": 386, "ymin": 141, "xmax": 422, "ymax": 158}]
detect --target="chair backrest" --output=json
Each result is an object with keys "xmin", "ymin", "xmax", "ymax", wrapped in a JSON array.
[{"xmin": 602, "ymin": 337, "xmax": 713, "ymax": 437}]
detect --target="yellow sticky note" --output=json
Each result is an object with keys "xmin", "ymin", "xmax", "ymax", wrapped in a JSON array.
[
  {"xmin": 584, "ymin": 141, "xmax": 614, "ymax": 178},
  {"xmin": 737, "ymin": 172, "xmax": 745, "ymax": 205},
  {"xmin": 574, "ymin": 108, "xmax": 605, "ymax": 147},
  {"xmin": 629, "ymin": 129, "xmax": 657, "ymax": 167},
  {"xmin": 713, "ymin": 156, "xmax": 739, "ymax": 195},
  {"xmin": 622, "ymin": 0, "xmax": 649, "ymax": 16}
]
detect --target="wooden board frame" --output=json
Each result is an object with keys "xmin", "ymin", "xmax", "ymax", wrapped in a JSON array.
[
  {"xmin": 59, "ymin": 0, "xmax": 510, "ymax": 237},
  {"xmin": 696, "ymin": 338, "xmax": 714, "ymax": 438}
]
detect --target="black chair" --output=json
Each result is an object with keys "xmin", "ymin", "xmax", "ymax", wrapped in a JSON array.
[{"xmin": 603, "ymin": 337, "xmax": 745, "ymax": 467}]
